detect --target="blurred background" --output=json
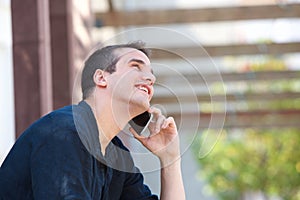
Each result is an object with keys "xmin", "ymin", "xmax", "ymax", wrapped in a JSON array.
[{"xmin": 1, "ymin": 0, "xmax": 300, "ymax": 199}]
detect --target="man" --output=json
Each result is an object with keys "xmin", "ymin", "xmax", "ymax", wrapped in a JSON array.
[{"xmin": 0, "ymin": 41, "xmax": 185, "ymax": 199}]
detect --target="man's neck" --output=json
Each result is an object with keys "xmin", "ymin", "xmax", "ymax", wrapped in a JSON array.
[{"xmin": 84, "ymin": 98, "xmax": 130, "ymax": 155}]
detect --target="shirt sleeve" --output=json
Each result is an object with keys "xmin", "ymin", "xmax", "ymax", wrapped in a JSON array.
[
  {"xmin": 120, "ymin": 169, "xmax": 159, "ymax": 200},
  {"xmin": 110, "ymin": 137, "xmax": 158, "ymax": 200},
  {"xmin": 30, "ymin": 119, "xmax": 94, "ymax": 200}
]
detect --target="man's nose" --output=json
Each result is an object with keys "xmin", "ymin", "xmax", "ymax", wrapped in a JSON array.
[{"xmin": 143, "ymin": 72, "xmax": 156, "ymax": 86}]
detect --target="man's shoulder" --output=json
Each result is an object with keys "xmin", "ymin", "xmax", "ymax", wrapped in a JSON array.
[
  {"xmin": 49, "ymin": 105, "xmax": 74, "ymax": 122},
  {"xmin": 49, "ymin": 105, "xmax": 76, "ymax": 129},
  {"xmin": 18, "ymin": 105, "xmax": 76, "ymax": 142}
]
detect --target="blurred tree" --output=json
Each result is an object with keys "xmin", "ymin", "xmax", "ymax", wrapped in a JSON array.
[
  {"xmin": 193, "ymin": 56, "xmax": 300, "ymax": 200},
  {"xmin": 193, "ymin": 129, "xmax": 300, "ymax": 200}
]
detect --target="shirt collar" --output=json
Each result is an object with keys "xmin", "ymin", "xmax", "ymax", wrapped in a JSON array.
[{"xmin": 73, "ymin": 101, "xmax": 119, "ymax": 163}]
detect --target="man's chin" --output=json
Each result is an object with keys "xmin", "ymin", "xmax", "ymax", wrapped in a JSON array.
[{"xmin": 129, "ymin": 101, "xmax": 150, "ymax": 117}]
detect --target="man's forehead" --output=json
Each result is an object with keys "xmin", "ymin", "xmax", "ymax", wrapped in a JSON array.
[{"xmin": 114, "ymin": 48, "xmax": 150, "ymax": 64}]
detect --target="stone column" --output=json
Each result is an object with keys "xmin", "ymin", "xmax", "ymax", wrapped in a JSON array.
[{"xmin": 11, "ymin": 0, "xmax": 53, "ymax": 137}]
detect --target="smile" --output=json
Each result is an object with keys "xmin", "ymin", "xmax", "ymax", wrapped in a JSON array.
[{"xmin": 136, "ymin": 84, "xmax": 151, "ymax": 96}]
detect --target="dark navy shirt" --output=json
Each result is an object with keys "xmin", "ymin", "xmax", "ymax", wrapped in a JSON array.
[{"xmin": 0, "ymin": 101, "xmax": 158, "ymax": 200}]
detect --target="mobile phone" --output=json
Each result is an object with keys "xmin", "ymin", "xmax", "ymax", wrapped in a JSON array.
[{"xmin": 129, "ymin": 111, "xmax": 153, "ymax": 135}]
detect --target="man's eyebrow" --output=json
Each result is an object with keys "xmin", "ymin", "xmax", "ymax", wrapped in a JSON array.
[
  {"xmin": 128, "ymin": 58, "xmax": 154, "ymax": 74},
  {"xmin": 128, "ymin": 58, "xmax": 146, "ymax": 64}
]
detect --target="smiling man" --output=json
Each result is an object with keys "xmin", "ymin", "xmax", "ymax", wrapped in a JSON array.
[{"xmin": 0, "ymin": 41, "xmax": 186, "ymax": 200}]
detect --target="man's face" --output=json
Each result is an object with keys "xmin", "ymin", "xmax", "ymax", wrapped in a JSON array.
[{"xmin": 105, "ymin": 48, "xmax": 156, "ymax": 117}]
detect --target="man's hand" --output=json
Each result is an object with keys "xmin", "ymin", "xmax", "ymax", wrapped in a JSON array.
[
  {"xmin": 129, "ymin": 107, "xmax": 180, "ymax": 167},
  {"xmin": 129, "ymin": 107, "xmax": 186, "ymax": 200}
]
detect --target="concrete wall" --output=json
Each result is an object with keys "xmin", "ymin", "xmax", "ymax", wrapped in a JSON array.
[{"xmin": 0, "ymin": 0, "xmax": 15, "ymax": 165}]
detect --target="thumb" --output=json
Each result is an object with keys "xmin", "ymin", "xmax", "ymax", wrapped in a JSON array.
[{"xmin": 129, "ymin": 127, "xmax": 146, "ymax": 142}]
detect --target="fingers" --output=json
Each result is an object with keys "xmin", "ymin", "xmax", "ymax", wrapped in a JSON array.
[
  {"xmin": 154, "ymin": 114, "xmax": 165, "ymax": 133},
  {"xmin": 162, "ymin": 116, "xmax": 175, "ymax": 129},
  {"xmin": 148, "ymin": 107, "xmax": 164, "ymax": 134},
  {"xmin": 148, "ymin": 106, "xmax": 177, "ymax": 134},
  {"xmin": 148, "ymin": 107, "xmax": 161, "ymax": 119}
]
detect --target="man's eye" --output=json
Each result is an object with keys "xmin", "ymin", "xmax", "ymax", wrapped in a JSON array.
[{"xmin": 131, "ymin": 64, "xmax": 140, "ymax": 69}]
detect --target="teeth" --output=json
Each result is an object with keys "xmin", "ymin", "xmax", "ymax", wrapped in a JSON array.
[{"xmin": 138, "ymin": 86, "xmax": 148, "ymax": 94}]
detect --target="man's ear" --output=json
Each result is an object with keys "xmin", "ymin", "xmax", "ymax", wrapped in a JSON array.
[{"xmin": 93, "ymin": 69, "xmax": 107, "ymax": 87}]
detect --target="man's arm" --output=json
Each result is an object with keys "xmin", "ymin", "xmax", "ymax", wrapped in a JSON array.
[
  {"xmin": 130, "ymin": 108, "xmax": 186, "ymax": 200},
  {"xmin": 160, "ymin": 157, "xmax": 185, "ymax": 200}
]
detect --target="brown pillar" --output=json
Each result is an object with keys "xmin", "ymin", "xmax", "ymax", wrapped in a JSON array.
[
  {"xmin": 11, "ymin": 0, "xmax": 92, "ymax": 138},
  {"xmin": 49, "ymin": 0, "xmax": 73, "ymax": 109},
  {"xmin": 11, "ymin": 0, "xmax": 53, "ymax": 138}
]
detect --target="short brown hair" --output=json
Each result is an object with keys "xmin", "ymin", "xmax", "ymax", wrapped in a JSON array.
[{"xmin": 81, "ymin": 41, "xmax": 151, "ymax": 99}]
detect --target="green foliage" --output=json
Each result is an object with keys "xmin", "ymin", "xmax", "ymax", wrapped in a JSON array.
[
  {"xmin": 246, "ymin": 57, "xmax": 287, "ymax": 71},
  {"xmin": 193, "ymin": 52, "xmax": 300, "ymax": 199},
  {"xmin": 192, "ymin": 129, "xmax": 300, "ymax": 200}
]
